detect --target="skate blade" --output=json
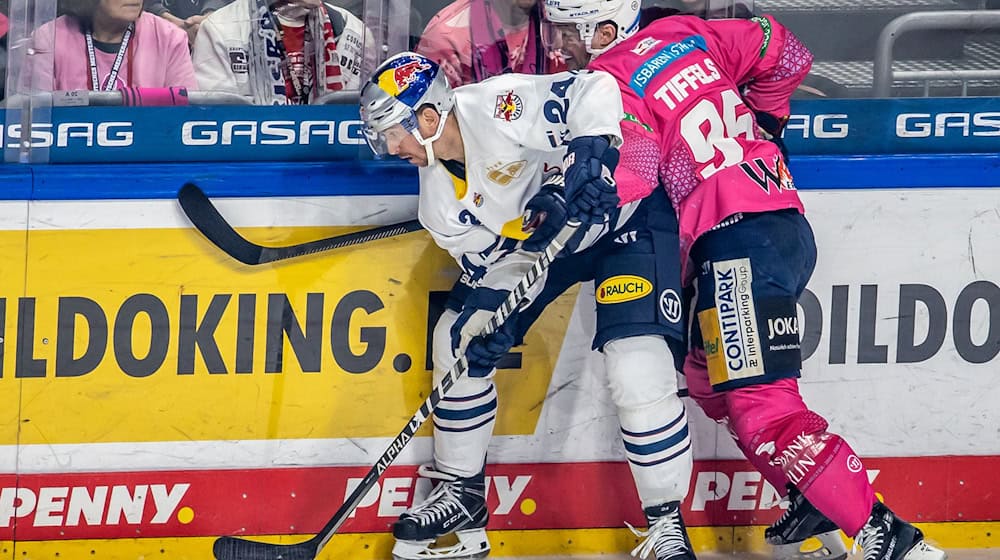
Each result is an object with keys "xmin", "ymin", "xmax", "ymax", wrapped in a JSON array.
[
  {"xmin": 903, "ymin": 540, "xmax": 948, "ymax": 560},
  {"xmin": 392, "ymin": 528, "xmax": 490, "ymax": 560},
  {"xmin": 772, "ymin": 530, "xmax": 848, "ymax": 560}
]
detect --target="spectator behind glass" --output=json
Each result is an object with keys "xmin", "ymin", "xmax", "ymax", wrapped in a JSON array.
[
  {"xmin": 144, "ymin": 0, "xmax": 234, "ymax": 47},
  {"xmin": 415, "ymin": 0, "xmax": 565, "ymax": 87},
  {"xmin": 192, "ymin": 0, "xmax": 371, "ymax": 104},
  {"xmin": 0, "ymin": 12, "xmax": 8, "ymax": 99},
  {"xmin": 24, "ymin": 0, "xmax": 197, "ymax": 92}
]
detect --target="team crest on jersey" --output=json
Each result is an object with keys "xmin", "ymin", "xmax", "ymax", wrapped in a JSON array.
[
  {"xmin": 486, "ymin": 160, "xmax": 526, "ymax": 186},
  {"xmin": 473, "ymin": 193, "xmax": 484, "ymax": 207},
  {"xmin": 228, "ymin": 48, "xmax": 248, "ymax": 74},
  {"xmin": 494, "ymin": 91, "xmax": 523, "ymax": 121},
  {"xmin": 631, "ymin": 37, "xmax": 662, "ymax": 56}
]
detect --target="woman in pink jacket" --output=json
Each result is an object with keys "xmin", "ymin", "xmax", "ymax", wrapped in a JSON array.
[{"xmin": 24, "ymin": 0, "xmax": 197, "ymax": 93}]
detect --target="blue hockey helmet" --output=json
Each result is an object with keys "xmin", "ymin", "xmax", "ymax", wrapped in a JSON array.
[{"xmin": 359, "ymin": 52, "xmax": 454, "ymax": 161}]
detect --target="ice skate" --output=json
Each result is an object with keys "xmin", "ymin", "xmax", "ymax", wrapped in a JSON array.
[
  {"xmin": 391, "ymin": 464, "xmax": 489, "ymax": 560},
  {"xmin": 627, "ymin": 501, "xmax": 697, "ymax": 560},
  {"xmin": 852, "ymin": 502, "xmax": 947, "ymax": 560},
  {"xmin": 766, "ymin": 485, "xmax": 847, "ymax": 560}
]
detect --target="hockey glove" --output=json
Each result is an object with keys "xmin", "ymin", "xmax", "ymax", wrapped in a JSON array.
[
  {"xmin": 755, "ymin": 111, "xmax": 790, "ymax": 162},
  {"xmin": 563, "ymin": 135, "xmax": 620, "ymax": 226},
  {"xmin": 464, "ymin": 321, "xmax": 517, "ymax": 377},
  {"xmin": 451, "ymin": 286, "xmax": 508, "ymax": 354},
  {"xmin": 521, "ymin": 181, "xmax": 569, "ymax": 253}
]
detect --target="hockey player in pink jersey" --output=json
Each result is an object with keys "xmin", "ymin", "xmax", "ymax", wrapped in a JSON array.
[{"xmin": 542, "ymin": 3, "xmax": 949, "ymax": 560}]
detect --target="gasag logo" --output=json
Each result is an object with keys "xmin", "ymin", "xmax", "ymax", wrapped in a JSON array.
[{"xmin": 597, "ymin": 275, "xmax": 652, "ymax": 304}]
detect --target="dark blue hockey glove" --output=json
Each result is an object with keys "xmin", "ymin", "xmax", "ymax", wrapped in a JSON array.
[
  {"xmin": 450, "ymin": 287, "xmax": 516, "ymax": 377},
  {"xmin": 521, "ymin": 182, "xmax": 569, "ymax": 253},
  {"xmin": 464, "ymin": 319, "xmax": 518, "ymax": 377},
  {"xmin": 755, "ymin": 111, "xmax": 790, "ymax": 162},
  {"xmin": 521, "ymin": 182, "xmax": 590, "ymax": 257},
  {"xmin": 450, "ymin": 286, "xmax": 509, "ymax": 355},
  {"xmin": 563, "ymin": 135, "xmax": 620, "ymax": 226}
]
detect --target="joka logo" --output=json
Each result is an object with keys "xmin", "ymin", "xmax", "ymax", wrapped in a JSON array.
[
  {"xmin": 597, "ymin": 275, "xmax": 652, "ymax": 304},
  {"xmin": 659, "ymin": 289, "xmax": 682, "ymax": 323},
  {"xmin": 767, "ymin": 316, "xmax": 798, "ymax": 340}
]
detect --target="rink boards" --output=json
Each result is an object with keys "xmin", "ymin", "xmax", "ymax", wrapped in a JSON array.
[{"xmin": 0, "ymin": 154, "xmax": 997, "ymax": 558}]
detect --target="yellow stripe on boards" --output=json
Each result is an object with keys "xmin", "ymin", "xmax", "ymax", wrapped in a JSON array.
[{"xmin": 8, "ymin": 522, "xmax": 995, "ymax": 559}]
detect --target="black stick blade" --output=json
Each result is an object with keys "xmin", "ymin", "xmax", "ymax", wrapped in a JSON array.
[
  {"xmin": 178, "ymin": 183, "xmax": 264, "ymax": 265},
  {"xmin": 213, "ymin": 535, "xmax": 320, "ymax": 560}
]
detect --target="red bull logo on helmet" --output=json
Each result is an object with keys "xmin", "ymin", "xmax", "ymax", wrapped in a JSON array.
[{"xmin": 378, "ymin": 57, "xmax": 432, "ymax": 97}]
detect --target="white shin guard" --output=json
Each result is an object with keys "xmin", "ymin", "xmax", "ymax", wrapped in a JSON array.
[
  {"xmin": 604, "ymin": 335, "xmax": 693, "ymax": 509},
  {"xmin": 431, "ymin": 309, "xmax": 496, "ymax": 478}
]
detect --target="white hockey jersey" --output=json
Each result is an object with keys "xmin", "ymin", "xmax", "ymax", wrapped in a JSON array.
[{"xmin": 417, "ymin": 70, "xmax": 626, "ymax": 294}]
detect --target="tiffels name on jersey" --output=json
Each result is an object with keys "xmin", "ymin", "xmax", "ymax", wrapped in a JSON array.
[
  {"xmin": 628, "ymin": 35, "xmax": 708, "ymax": 95},
  {"xmin": 597, "ymin": 275, "xmax": 652, "ymax": 304},
  {"xmin": 652, "ymin": 58, "xmax": 722, "ymax": 111},
  {"xmin": 0, "ymin": 483, "xmax": 190, "ymax": 528}
]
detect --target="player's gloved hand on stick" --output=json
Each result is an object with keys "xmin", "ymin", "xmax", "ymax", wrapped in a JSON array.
[
  {"xmin": 522, "ymin": 180, "xmax": 587, "ymax": 257},
  {"xmin": 450, "ymin": 287, "xmax": 517, "ymax": 377},
  {"xmin": 463, "ymin": 320, "xmax": 517, "ymax": 378},
  {"xmin": 755, "ymin": 111, "xmax": 790, "ymax": 162},
  {"xmin": 563, "ymin": 135, "xmax": 620, "ymax": 226}
]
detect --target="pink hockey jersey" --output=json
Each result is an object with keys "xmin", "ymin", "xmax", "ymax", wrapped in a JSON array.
[
  {"xmin": 25, "ymin": 12, "xmax": 198, "ymax": 92},
  {"xmin": 588, "ymin": 15, "xmax": 812, "ymax": 281}
]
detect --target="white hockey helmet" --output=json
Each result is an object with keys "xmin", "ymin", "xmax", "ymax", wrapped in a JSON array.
[
  {"xmin": 359, "ymin": 52, "xmax": 454, "ymax": 162},
  {"xmin": 544, "ymin": 0, "xmax": 642, "ymax": 56}
]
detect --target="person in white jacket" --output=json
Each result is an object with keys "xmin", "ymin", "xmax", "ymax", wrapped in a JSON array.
[{"xmin": 192, "ymin": 0, "xmax": 373, "ymax": 104}]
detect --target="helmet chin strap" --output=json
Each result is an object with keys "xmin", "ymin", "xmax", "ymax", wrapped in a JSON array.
[{"xmin": 413, "ymin": 110, "xmax": 451, "ymax": 165}]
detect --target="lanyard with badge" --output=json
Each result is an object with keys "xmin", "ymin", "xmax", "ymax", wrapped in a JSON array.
[{"xmin": 85, "ymin": 23, "xmax": 135, "ymax": 91}]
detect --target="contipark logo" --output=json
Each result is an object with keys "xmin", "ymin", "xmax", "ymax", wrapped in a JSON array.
[{"xmin": 596, "ymin": 275, "xmax": 652, "ymax": 304}]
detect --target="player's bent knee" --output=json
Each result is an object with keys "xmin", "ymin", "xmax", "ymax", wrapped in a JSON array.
[
  {"xmin": 432, "ymin": 309, "xmax": 495, "ymax": 388},
  {"xmin": 604, "ymin": 335, "xmax": 680, "ymax": 409},
  {"xmin": 733, "ymin": 405, "xmax": 840, "ymax": 488}
]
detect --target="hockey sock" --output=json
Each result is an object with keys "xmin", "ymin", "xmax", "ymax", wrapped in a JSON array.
[
  {"xmin": 606, "ymin": 336, "xmax": 693, "ymax": 507},
  {"xmin": 727, "ymin": 378, "xmax": 876, "ymax": 536}
]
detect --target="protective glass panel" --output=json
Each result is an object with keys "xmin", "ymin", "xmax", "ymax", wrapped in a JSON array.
[
  {"xmin": 3, "ymin": 0, "xmax": 57, "ymax": 162},
  {"xmin": 754, "ymin": 0, "xmax": 1000, "ymax": 98},
  {"xmin": 407, "ymin": 0, "xmax": 564, "ymax": 86}
]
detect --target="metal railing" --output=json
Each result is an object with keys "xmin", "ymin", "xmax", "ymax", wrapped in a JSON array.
[{"xmin": 874, "ymin": 10, "xmax": 1000, "ymax": 96}]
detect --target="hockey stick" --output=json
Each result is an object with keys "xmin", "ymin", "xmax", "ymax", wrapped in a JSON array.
[
  {"xmin": 178, "ymin": 183, "xmax": 424, "ymax": 265},
  {"xmin": 212, "ymin": 220, "xmax": 581, "ymax": 560}
]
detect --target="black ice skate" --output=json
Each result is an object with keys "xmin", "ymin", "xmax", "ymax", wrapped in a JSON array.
[
  {"xmin": 391, "ymin": 464, "xmax": 489, "ymax": 560},
  {"xmin": 765, "ymin": 484, "xmax": 847, "ymax": 560},
  {"xmin": 627, "ymin": 501, "xmax": 697, "ymax": 560},
  {"xmin": 853, "ymin": 502, "xmax": 947, "ymax": 560}
]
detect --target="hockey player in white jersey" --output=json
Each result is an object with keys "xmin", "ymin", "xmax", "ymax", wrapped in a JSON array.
[{"xmin": 361, "ymin": 52, "xmax": 697, "ymax": 560}]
